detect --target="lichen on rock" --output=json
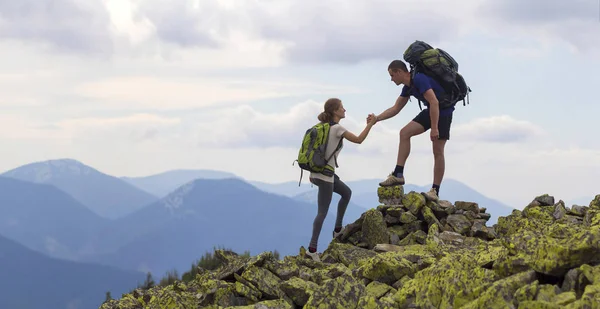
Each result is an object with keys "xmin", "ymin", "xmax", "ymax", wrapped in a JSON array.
[{"xmin": 101, "ymin": 188, "xmax": 600, "ymax": 309}]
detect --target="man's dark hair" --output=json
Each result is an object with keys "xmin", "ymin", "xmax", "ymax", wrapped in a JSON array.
[{"xmin": 388, "ymin": 60, "xmax": 408, "ymax": 72}]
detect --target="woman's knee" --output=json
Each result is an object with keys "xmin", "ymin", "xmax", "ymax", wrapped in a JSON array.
[{"xmin": 340, "ymin": 187, "xmax": 352, "ymax": 201}]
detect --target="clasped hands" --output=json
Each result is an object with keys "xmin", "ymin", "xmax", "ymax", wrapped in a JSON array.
[{"xmin": 366, "ymin": 113, "xmax": 377, "ymax": 126}]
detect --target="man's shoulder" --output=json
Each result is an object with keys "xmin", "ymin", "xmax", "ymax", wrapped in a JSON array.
[{"xmin": 414, "ymin": 72, "xmax": 434, "ymax": 83}]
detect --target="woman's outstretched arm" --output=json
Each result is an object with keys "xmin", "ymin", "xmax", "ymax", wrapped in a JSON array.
[{"xmin": 342, "ymin": 114, "xmax": 377, "ymax": 144}]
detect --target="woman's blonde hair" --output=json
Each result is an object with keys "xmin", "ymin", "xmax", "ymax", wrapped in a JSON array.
[{"xmin": 318, "ymin": 98, "xmax": 341, "ymax": 123}]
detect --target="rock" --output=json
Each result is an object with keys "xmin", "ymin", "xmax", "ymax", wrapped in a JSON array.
[
  {"xmin": 385, "ymin": 206, "xmax": 404, "ymax": 218},
  {"xmin": 584, "ymin": 209, "xmax": 600, "ymax": 227},
  {"xmin": 535, "ymin": 194, "xmax": 556, "ymax": 206},
  {"xmin": 590, "ymin": 194, "xmax": 600, "ymax": 209},
  {"xmin": 402, "ymin": 191, "xmax": 426, "ymax": 215},
  {"xmin": 361, "ymin": 209, "xmax": 389, "ymax": 249},
  {"xmin": 471, "ymin": 219, "xmax": 495, "ymax": 240},
  {"xmin": 102, "ymin": 192, "xmax": 600, "ymax": 309},
  {"xmin": 455, "ymin": 201, "xmax": 480, "ymax": 214},
  {"xmin": 446, "ymin": 214, "xmax": 472, "ymax": 235},
  {"xmin": 553, "ymin": 201, "xmax": 567, "ymax": 220},
  {"xmin": 378, "ymin": 185, "xmax": 404, "ymax": 204},
  {"xmin": 399, "ymin": 211, "xmax": 418, "ymax": 224},
  {"xmin": 365, "ymin": 280, "xmax": 393, "ymax": 298},
  {"xmin": 569, "ymin": 205, "xmax": 588, "ymax": 217},
  {"xmin": 355, "ymin": 252, "xmax": 417, "ymax": 285},
  {"xmin": 421, "ymin": 204, "xmax": 441, "ymax": 232},
  {"xmin": 477, "ymin": 212, "xmax": 492, "ymax": 221},
  {"xmin": 458, "ymin": 270, "xmax": 537, "ymax": 308},
  {"xmin": 304, "ymin": 273, "xmax": 367, "ymax": 309},
  {"xmin": 384, "ymin": 213, "xmax": 400, "ymax": 226},
  {"xmin": 438, "ymin": 231, "xmax": 465, "ymax": 245}
]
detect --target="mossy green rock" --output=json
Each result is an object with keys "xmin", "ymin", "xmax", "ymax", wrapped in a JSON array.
[
  {"xmin": 355, "ymin": 251, "xmax": 417, "ymax": 285},
  {"xmin": 377, "ymin": 185, "xmax": 404, "ymax": 201},
  {"xmin": 278, "ymin": 277, "xmax": 317, "ymax": 307},
  {"xmin": 503, "ymin": 224, "xmax": 600, "ymax": 277},
  {"xmin": 303, "ymin": 273, "xmax": 367, "ymax": 309},
  {"xmin": 590, "ymin": 194, "xmax": 600, "ymax": 209},
  {"xmin": 356, "ymin": 295, "xmax": 397, "ymax": 308},
  {"xmin": 322, "ymin": 242, "xmax": 378, "ymax": 268},
  {"xmin": 402, "ymin": 191, "xmax": 426, "ymax": 215},
  {"xmin": 102, "ymin": 193, "xmax": 600, "ymax": 309},
  {"xmin": 399, "ymin": 211, "xmax": 417, "ymax": 223},
  {"xmin": 365, "ymin": 280, "xmax": 393, "ymax": 298},
  {"xmin": 361, "ymin": 208, "xmax": 389, "ymax": 249}
]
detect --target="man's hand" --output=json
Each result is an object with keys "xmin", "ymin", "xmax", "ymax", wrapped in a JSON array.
[
  {"xmin": 366, "ymin": 113, "xmax": 376, "ymax": 125},
  {"xmin": 430, "ymin": 128, "xmax": 439, "ymax": 141}
]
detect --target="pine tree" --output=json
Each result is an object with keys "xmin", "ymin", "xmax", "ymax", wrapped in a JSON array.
[{"xmin": 141, "ymin": 272, "xmax": 155, "ymax": 289}]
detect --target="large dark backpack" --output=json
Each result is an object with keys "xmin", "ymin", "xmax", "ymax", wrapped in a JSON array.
[{"xmin": 403, "ymin": 40, "xmax": 472, "ymax": 110}]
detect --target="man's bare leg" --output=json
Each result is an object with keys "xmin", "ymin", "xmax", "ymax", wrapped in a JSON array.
[
  {"xmin": 424, "ymin": 138, "xmax": 447, "ymax": 201},
  {"xmin": 432, "ymin": 139, "xmax": 446, "ymax": 185},
  {"xmin": 380, "ymin": 121, "xmax": 425, "ymax": 187},
  {"xmin": 397, "ymin": 121, "xmax": 426, "ymax": 166}
]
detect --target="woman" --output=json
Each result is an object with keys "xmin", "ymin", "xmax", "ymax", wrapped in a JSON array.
[{"xmin": 306, "ymin": 98, "xmax": 377, "ymax": 262}]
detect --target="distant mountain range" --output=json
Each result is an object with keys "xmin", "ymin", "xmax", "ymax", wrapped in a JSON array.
[
  {"xmin": 121, "ymin": 169, "xmax": 238, "ymax": 198},
  {"xmin": 117, "ymin": 166, "xmax": 515, "ymax": 225},
  {"xmin": 0, "ymin": 233, "xmax": 144, "ymax": 309},
  {"xmin": 2, "ymin": 159, "xmax": 158, "ymax": 219}
]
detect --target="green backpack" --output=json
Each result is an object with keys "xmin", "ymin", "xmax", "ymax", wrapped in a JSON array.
[
  {"xmin": 403, "ymin": 40, "xmax": 472, "ymax": 110},
  {"xmin": 293, "ymin": 122, "xmax": 343, "ymax": 186}
]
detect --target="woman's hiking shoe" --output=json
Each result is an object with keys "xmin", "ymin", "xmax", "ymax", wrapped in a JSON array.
[
  {"xmin": 333, "ymin": 227, "xmax": 344, "ymax": 239},
  {"xmin": 379, "ymin": 173, "xmax": 405, "ymax": 187},
  {"xmin": 306, "ymin": 250, "xmax": 321, "ymax": 262},
  {"xmin": 423, "ymin": 187, "xmax": 439, "ymax": 202}
]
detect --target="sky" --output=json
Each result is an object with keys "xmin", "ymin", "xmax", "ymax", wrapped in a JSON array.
[{"xmin": 0, "ymin": 0, "xmax": 599, "ymax": 208}]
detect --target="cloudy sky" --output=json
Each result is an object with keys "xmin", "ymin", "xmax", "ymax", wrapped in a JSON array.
[{"xmin": 1, "ymin": 0, "xmax": 599, "ymax": 208}]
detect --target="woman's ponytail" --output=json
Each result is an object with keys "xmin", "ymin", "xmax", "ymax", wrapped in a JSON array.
[{"xmin": 318, "ymin": 111, "xmax": 332, "ymax": 122}]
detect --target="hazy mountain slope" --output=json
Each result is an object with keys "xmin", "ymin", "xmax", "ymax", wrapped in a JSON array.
[
  {"xmin": 1, "ymin": 159, "xmax": 158, "ymax": 219},
  {"xmin": 121, "ymin": 169, "xmax": 237, "ymax": 198},
  {"xmin": 0, "ymin": 233, "xmax": 144, "ymax": 309},
  {"xmin": 0, "ymin": 176, "xmax": 108, "ymax": 260}
]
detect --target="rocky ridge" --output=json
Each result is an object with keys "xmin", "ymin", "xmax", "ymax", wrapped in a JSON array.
[{"xmin": 100, "ymin": 186, "xmax": 600, "ymax": 308}]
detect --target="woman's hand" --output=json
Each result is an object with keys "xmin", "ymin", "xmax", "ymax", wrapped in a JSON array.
[{"xmin": 366, "ymin": 113, "xmax": 377, "ymax": 126}]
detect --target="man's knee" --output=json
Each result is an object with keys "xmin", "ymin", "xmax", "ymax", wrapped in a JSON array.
[
  {"xmin": 400, "ymin": 126, "xmax": 418, "ymax": 140},
  {"xmin": 433, "ymin": 141, "xmax": 446, "ymax": 159}
]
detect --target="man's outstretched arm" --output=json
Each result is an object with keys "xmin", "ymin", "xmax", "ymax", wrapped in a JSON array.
[{"xmin": 375, "ymin": 95, "xmax": 409, "ymax": 122}]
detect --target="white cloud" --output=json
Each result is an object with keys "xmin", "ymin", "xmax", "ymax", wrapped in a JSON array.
[
  {"xmin": 0, "ymin": 0, "xmax": 597, "ymax": 65},
  {"xmin": 452, "ymin": 115, "xmax": 547, "ymax": 144},
  {"xmin": 56, "ymin": 113, "xmax": 181, "ymax": 128},
  {"xmin": 476, "ymin": 0, "xmax": 600, "ymax": 54},
  {"xmin": 0, "ymin": 0, "xmax": 114, "ymax": 54}
]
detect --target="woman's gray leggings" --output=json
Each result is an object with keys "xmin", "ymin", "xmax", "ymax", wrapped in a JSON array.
[{"xmin": 309, "ymin": 174, "xmax": 352, "ymax": 249}]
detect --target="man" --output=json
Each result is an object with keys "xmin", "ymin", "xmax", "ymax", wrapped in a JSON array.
[{"xmin": 369, "ymin": 59, "xmax": 454, "ymax": 201}]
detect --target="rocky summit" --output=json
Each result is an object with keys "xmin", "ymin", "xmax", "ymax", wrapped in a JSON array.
[{"xmin": 100, "ymin": 187, "xmax": 600, "ymax": 308}]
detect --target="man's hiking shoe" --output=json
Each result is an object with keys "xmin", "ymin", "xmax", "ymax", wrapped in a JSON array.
[
  {"xmin": 379, "ymin": 173, "xmax": 405, "ymax": 187},
  {"xmin": 423, "ymin": 188, "xmax": 439, "ymax": 202},
  {"xmin": 306, "ymin": 250, "xmax": 321, "ymax": 262}
]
